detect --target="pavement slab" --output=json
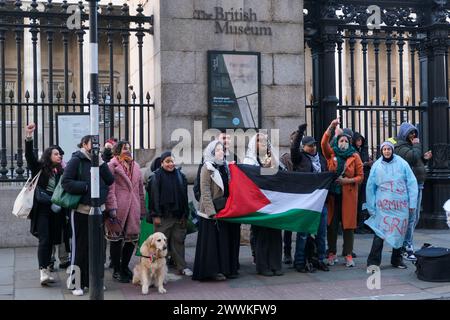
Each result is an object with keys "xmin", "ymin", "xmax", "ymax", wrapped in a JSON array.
[{"xmin": 3, "ymin": 230, "xmax": 450, "ymax": 300}]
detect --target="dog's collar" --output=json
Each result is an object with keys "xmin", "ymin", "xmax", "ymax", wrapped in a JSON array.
[{"xmin": 141, "ymin": 253, "xmax": 161, "ymax": 263}]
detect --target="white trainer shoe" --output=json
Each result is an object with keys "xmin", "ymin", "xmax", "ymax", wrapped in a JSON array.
[
  {"xmin": 181, "ymin": 268, "xmax": 193, "ymax": 276},
  {"xmin": 72, "ymin": 288, "xmax": 84, "ymax": 296},
  {"xmin": 40, "ymin": 268, "xmax": 55, "ymax": 285}
]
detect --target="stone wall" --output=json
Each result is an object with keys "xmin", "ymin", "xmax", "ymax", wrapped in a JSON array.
[
  {"xmin": 134, "ymin": 0, "xmax": 305, "ymax": 180},
  {"xmin": 0, "ymin": 184, "xmax": 38, "ymax": 248}
]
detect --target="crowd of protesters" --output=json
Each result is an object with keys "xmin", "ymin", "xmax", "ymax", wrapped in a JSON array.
[{"xmin": 21, "ymin": 116, "xmax": 428, "ymax": 295}]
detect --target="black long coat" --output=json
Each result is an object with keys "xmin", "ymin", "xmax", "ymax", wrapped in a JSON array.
[{"xmin": 25, "ymin": 139, "xmax": 63, "ymax": 243}]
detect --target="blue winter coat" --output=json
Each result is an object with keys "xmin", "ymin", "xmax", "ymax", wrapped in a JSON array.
[{"xmin": 364, "ymin": 154, "xmax": 418, "ymax": 248}]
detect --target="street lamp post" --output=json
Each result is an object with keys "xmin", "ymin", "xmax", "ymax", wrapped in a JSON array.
[{"xmin": 87, "ymin": 0, "xmax": 104, "ymax": 300}]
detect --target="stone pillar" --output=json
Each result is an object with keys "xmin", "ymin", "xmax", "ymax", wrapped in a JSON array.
[{"xmin": 140, "ymin": 0, "xmax": 305, "ymax": 180}]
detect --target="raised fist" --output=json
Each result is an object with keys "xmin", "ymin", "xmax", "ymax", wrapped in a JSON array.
[
  {"xmin": 26, "ymin": 123, "xmax": 36, "ymax": 138},
  {"xmin": 298, "ymin": 124, "xmax": 307, "ymax": 133},
  {"xmin": 330, "ymin": 118, "xmax": 340, "ymax": 128}
]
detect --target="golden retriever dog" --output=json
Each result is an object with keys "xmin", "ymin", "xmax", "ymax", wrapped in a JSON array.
[{"xmin": 132, "ymin": 232, "xmax": 180, "ymax": 294}]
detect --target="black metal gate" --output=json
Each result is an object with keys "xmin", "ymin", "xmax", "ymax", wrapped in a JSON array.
[
  {"xmin": 0, "ymin": 0, "xmax": 153, "ymax": 182},
  {"xmin": 304, "ymin": 0, "xmax": 450, "ymax": 228}
]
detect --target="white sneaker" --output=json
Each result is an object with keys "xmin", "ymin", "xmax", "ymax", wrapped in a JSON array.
[
  {"xmin": 46, "ymin": 267, "xmax": 55, "ymax": 282},
  {"xmin": 72, "ymin": 288, "xmax": 84, "ymax": 296},
  {"xmin": 181, "ymin": 268, "xmax": 193, "ymax": 276},
  {"xmin": 40, "ymin": 269, "xmax": 55, "ymax": 285}
]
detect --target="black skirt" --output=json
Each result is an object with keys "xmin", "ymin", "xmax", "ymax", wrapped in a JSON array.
[
  {"xmin": 192, "ymin": 217, "xmax": 240, "ymax": 281},
  {"xmin": 253, "ymin": 226, "xmax": 282, "ymax": 273}
]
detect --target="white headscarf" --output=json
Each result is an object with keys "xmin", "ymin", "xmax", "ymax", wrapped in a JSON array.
[
  {"xmin": 243, "ymin": 133, "xmax": 284, "ymax": 170},
  {"xmin": 203, "ymin": 140, "xmax": 224, "ymax": 165}
]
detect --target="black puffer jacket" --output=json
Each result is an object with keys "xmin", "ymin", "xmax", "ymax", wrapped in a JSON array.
[
  {"xmin": 290, "ymin": 129, "xmax": 327, "ymax": 173},
  {"xmin": 61, "ymin": 150, "xmax": 114, "ymax": 207}
]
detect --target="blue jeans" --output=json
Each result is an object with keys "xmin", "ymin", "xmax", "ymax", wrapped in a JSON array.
[
  {"xmin": 403, "ymin": 183, "xmax": 424, "ymax": 250},
  {"xmin": 294, "ymin": 207, "xmax": 327, "ymax": 266}
]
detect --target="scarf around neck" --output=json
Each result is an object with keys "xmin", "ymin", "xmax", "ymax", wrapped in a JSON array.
[
  {"xmin": 305, "ymin": 152, "xmax": 322, "ymax": 173},
  {"xmin": 117, "ymin": 155, "xmax": 134, "ymax": 180},
  {"xmin": 331, "ymin": 139, "xmax": 356, "ymax": 194}
]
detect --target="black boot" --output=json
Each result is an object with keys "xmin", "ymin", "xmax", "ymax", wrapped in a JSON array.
[
  {"xmin": 110, "ymin": 240, "xmax": 122, "ymax": 280},
  {"xmin": 118, "ymin": 242, "xmax": 135, "ymax": 283}
]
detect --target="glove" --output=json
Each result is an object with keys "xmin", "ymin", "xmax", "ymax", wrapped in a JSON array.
[
  {"xmin": 298, "ymin": 124, "xmax": 307, "ymax": 133},
  {"xmin": 50, "ymin": 204, "xmax": 62, "ymax": 213},
  {"xmin": 109, "ymin": 209, "xmax": 117, "ymax": 218}
]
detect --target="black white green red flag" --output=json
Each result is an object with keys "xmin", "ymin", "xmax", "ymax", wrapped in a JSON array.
[{"xmin": 216, "ymin": 164, "xmax": 335, "ymax": 233}]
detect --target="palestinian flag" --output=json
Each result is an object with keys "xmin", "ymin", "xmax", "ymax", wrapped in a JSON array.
[{"xmin": 216, "ymin": 164, "xmax": 335, "ymax": 234}]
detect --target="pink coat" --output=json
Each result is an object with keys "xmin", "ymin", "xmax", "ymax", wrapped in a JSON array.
[{"xmin": 105, "ymin": 157, "xmax": 146, "ymax": 239}]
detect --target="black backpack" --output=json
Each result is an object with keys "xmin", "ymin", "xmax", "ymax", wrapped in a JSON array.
[
  {"xmin": 193, "ymin": 160, "xmax": 204, "ymax": 202},
  {"xmin": 415, "ymin": 245, "xmax": 450, "ymax": 282}
]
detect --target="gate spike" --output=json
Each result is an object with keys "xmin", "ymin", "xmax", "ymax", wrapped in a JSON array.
[
  {"xmin": 146, "ymin": 92, "xmax": 151, "ymax": 101},
  {"xmin": 45, "ymin": 0, "xmax": 53, "ymax": 12},
  {"xmin": 14, "ymin": 0, "xmax": 22, "ymax": 11},
  {"xmin": 30, "ymin": 0, "xmax": 38, "ymax": 11},
  {"xmin": 71, "ymin": 91, "xmax": 76, "ymax": 100},
  {"xmin": 56, "ymin": 91, "xmax": 61, "ymax": 100},
  {"xmin": 9, "ymin": 90, "xmax": 14, "ymax": 99},
  {"xmin": 106, "ymin": 2, "xmax": 113, "ymax": 15},
  {"xmin": 131, "ymin": 91, "xmax": 136, "ymax": 100},
  {"xmin": 116, "ymin": 91, "xmax": 121, "ymax": 100},
  {"xmin": 136, "ymin": 3, "xmax": 144, "ymax": 16},
  {"xmin": 61, "ymin": 0, "xmax": 68, "ymax": 12},
  {"xmin": 121, "ymin": 3, "xmax": 129, "ymax": 16},
  {"xmin": 87, "ymin": 91, "xmax": 91, "ymax": 100},
  {"xmin": 25, "ymin": 90, "xmax": 30, "ymax": 99},
  {"xmin": 40, "ymin": 90, "xmax": 45, "ymax": 100}
]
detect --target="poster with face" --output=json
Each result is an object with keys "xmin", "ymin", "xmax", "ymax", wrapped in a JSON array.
[{"xmin": 208, "ymin": 51, "xmax": 260, "ymax": 129}]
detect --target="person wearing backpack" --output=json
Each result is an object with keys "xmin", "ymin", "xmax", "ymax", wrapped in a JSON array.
[
  {"xmin": 61, "ymin": 135, "xmax": 114, "ymax": 296},
  {"xmin": 25, "ymin": 123, "xmax": 64, "ymax": 285},
  {"xmin": 193, "ymin": 133, "xmax": 236, "ymax": 202}
]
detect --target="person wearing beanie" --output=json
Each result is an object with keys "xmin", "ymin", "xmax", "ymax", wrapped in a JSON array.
[
  {"xmin": 148, "ymin": 151, "xmax": 193, "ymax": 276},
  {"xmin": 365, "ymin": 141, "xmax": 418, "ymax": 269},
  {"xmin": 321, "ymin": 118, "xmax": 364, "ymax": 268}
]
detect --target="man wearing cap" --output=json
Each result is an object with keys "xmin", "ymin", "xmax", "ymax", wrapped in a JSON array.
[{"xmin": 290, "ymin": 124, "xmax": 330, "ymax": 273}]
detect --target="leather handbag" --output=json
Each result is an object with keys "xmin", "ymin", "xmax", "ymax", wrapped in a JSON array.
[{"xmin": 51, "ymin": 163, "xmax": 83, "ymax": 209}]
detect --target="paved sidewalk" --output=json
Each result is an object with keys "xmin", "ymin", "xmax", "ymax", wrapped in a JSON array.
[{"xmin": 1, "ymin": 229, "xmax": 450, "ymax": 300}]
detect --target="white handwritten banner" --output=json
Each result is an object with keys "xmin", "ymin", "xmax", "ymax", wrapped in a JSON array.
[{"xmin": 365, "ymin": 180, "xmax": 410, "ymax": 248}]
